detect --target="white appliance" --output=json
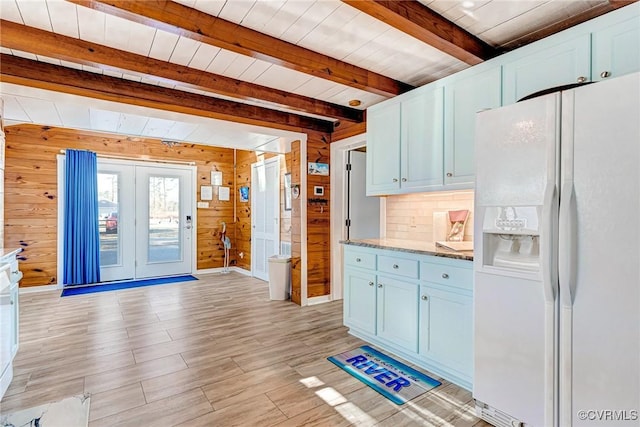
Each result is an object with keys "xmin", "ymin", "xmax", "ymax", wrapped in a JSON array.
[
  {"xmin": 473, "ymin": 72, "xmax": 639, "ymax": 427},
  {"xmin": 0, "ymin": 263, "xmax": 14, "ymax": 400}
]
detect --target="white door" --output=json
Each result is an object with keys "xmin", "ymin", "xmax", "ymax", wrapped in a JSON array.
[
  {"xmin": 98, "ymin": 161, "xmax": 193, "ymax": 281},
  {"xmin": 348, "ymin": 150, "xmax": 380, "ymax": 240},
  {"xmin": 135, "ymin": 166, "xmax": 193, "ymax": 278},
  {"xmin": 98, "ymin": 163, "xmax": 135, "ymax": 282},
  {"xmin": 251, "ymin": 157, "xmax": 280, "ymax": 281},
  {"xmin": 559, "ymin": 73, "xmax": 640, "ymax": 426}
]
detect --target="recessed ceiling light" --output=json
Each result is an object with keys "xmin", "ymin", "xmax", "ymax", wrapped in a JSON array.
[
  {"xmin": 349, "ymin": 99, "xmax": 362, "ymax": 107},
  {"xmin": 462, "ymin": 1, "xmax": 474, "ymax": 8}
]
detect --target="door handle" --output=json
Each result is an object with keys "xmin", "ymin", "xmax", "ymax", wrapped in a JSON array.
[{"xmin": 559, "ymin": 182, "xmax": 576, "ymax": 308}]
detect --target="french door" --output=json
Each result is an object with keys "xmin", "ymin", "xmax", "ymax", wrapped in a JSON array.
[
  {"xmin": 98, "ymin": 160, "xmax": 194, "ymax": 282},
  {"xmin": 251, "ymin": 157, "xmax": 280, "ymax": 281}
]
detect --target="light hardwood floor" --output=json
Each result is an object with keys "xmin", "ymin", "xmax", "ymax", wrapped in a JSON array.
[{"xmin": 1, "ymin": 273, "xmax": 491, "ymax": 426}]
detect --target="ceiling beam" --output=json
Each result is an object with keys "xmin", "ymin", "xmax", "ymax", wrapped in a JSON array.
[
  {"xmin": 0, "ymin": 54, "xmax": 335, "ymax": 134},
  {"xmin": 501, "ymin": 0, "xmax": 639, "ymax": 50},
  {"xmin": 68, "ymin": 0, "xmax": 414, "ymax": 97},
  {"xmin": 609, "ymin": 0, "xmax": 638, "ymax": 9},
  {"xmin": 342, "ymin": 0, "xmax": 497, "ymax": 65},
  {"xmin": 0, "ymin": 20, "xmax": 362, "ymax": 124}
]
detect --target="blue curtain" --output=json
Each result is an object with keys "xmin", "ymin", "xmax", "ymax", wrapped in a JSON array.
[{"xmin": 64, "ymin": 149, "xmax": 101, "ymax": 285}]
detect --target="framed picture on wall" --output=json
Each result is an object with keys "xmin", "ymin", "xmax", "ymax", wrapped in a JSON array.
[
  {"xmin": 308, "ymin": 162, "xmax": 329, "ymax": 176},
  {"xmin": 284, "ymin": 173, "xmax": 292, "ymax": 211},
  {"xmin": 239, "ymin": 186, "xmax": 249, "ymax": 202}
]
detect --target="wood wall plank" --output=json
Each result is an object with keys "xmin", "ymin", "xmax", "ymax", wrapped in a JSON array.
[
  {"xmin": 5, "ymin": 124, "xmax": 331, "ymax": 302},
  {"xmin": 303, "ymin": 131, "xmax": 331, "ymax": 301},
  {"xmin": 290, "ymin": 141, "xmax": 302, "ymax": 305},
  {"xmin": 4, "ymin": 125, "xmax": 240, "ymax": 287},
  {"xmin": 234, "ymin": 150, "xmax": 291, "ymax": 272}
]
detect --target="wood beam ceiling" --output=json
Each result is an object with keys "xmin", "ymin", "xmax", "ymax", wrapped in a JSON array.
[
  {"xmin": 500, "ymin": 0, "xmax": 639, "ymax": 50},
  {"xmin": 0, "ymin": 20, "xmax": 362, "ymax": 124},
  {"xmin": 0, "ymin": 54, "xmax": 335, "ymax": 134},
  {"xmin": 342, "ymin": 0, "xmax": 497, "ymax": 65},
  {"xmin": 609, "ymin": 0, "xmax": 639, "ymax": 9},
  {"xmin": 68, "ymin": 0, "xmax": 414, "ymax": 97}
]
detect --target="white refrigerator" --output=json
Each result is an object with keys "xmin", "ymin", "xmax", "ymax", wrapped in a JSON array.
[{"xmin": 473, "ymin": 72, "xmax": 640, "ymax": 427}]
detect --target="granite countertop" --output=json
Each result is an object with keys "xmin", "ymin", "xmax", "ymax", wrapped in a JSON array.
[{"xmin": 341, "ymin": 238, "xmax": 473, "ymax": 261}]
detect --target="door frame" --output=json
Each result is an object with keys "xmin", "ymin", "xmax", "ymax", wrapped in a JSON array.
[
  {"xmin": 330, "ymin": 133, "xmax": 384, "ymax": 301},
  {"xmin": 134, "ymin": 164, "xmax": 195, "ymax": 279},
  {"xmin": 56, "ymin": 155, "xmax": 197, "ymax": 287},
  {"xmin": 250, "ymin": 156, "xmax": 280, "ymax": 281}
]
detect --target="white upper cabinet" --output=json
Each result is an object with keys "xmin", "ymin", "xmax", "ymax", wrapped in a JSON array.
[
  {"xmin": 502, "ymin": 34, "xmax": 591, "ymax": 104},
  {"xmin": 592, "ymin": 15, "xmax": 640, "ymax": 82},
  {"xmin": 400, "ymin": 87, "xmax": 444, "ymax": 192},
  {"xmin": 366, "ymin": 101, "xmax": 401, "ymax": 195},
  {"xmin": 444, "ymin": 65, "xmax": 502, "ymax": 188},
  {"xmin": 364, "ymin": 3, "xmax": 639, "ymax": 196},
  {"xmin": 366, "ymin": 86, "xmax": 444, "ymax": 196}
]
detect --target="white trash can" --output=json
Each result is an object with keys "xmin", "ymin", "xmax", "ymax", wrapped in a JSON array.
[{"xmin": 268, "ymin": 255, "xmax": 291, "ymax": 300}]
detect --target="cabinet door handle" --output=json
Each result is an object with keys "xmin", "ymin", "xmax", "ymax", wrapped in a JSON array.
[
  {"xmin": 392, "ymin": 264, "xmax": 399, "ymax": 269},
  {"xmin": 600, "ymin": 71, "xmax": 611, "ymax": 78},
  {"xmin": 446, "ymin": 172, "xmax": 453, "ymax": 177},
  {"xmin": 392, "ymin": 178, "xmax": 398, "ymax": 183},
  {"xmin": 401, "ymin": 178, "xmax": 407, "ymax": 182},
  {"xmin": 577, "ymin": 76, "xmax": 587, "ymax": 83},
  {"xmin": 442, "ymin": 273, "xmax": 449, "ymax": 279},
  {"xmin": 356, "ymin": 258, "xmax": 361, "ymax": 262},
  {"xmin": 368, "ymin": 281, "xmax": 374, "ymax": 287},
  {"xmin": 377, "ymin": 283, "xmax": 383, "ymax": 288},
  {"xmin": 421, "ymin": 295, "xmax": 428, "ymax": 301}
]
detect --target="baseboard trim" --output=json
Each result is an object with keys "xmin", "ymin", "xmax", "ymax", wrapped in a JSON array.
[
  {"xmin": 23, "ymin": 267, "xmax": 254, "ymax": 293},
  {"xmin": 232, "ymin": 267, "xmax": 252, "ymax": 277},
  {"xmin": 19, "ymin": 284, "xmax": 60, "ymax": 294},
  {"xmin": 195, "ymin": 267, "xmax": 252, "ymax": 277},
  {"xmin": 307, "ymin": 295, "xmax": 331, "ymax": 306}
]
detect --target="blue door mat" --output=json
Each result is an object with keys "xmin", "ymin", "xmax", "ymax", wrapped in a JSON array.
[
  {"xmin": 61, "ymin": 275, "xmax": 198, "ymax": 297},
  {"xmin": 328, "ymin": 345, "xmax": 441, "ymax": 405}
]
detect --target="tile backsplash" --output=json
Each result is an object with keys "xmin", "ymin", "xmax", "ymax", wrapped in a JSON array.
[{"xmin": 385, "ymin": 191, "xmax": 474, "ymax": 243}]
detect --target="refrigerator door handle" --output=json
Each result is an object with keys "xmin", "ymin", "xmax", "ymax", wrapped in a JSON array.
[
  {"xmin": 558, "ymin": 182, "xmax": 577, "ymax": 308},
  {"xmin": 541, "ymin": 182, "xmax": 558, "ymax": 303}
]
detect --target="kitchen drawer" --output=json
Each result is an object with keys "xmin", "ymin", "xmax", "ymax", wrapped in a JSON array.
[
  {"xmin": 344, "ymin": 250, "xmax": 376, "ymax": 270},
  {"xmin": 378, "ymin": 255, "xmax": 419, "ymax": 279},
  {"xmin": 421, "ymin": 261, "xmax": 472, "ymax": 291}
]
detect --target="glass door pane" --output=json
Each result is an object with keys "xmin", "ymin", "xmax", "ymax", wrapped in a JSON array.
[
  {"xmin": 97, "ymin": 162, "xmax": 135, "ymax": 282},
  {"xmin": 148, "ymin": 176, "xmax": 181, "ymax": 262},
  {"xmin": 98, "ymin": 172, "xmax": 120, "ymax": 266}
]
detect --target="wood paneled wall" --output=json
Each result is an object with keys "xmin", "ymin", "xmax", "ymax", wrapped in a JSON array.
[
  {"xmin": 4, "ymin": 124, "xmax": 299, "ymax": 289},
  {"xmin": 233, "ymin": 150, "xmax": 291, "ymax": 272},
  {"xmin": 4, "ymin": 125, "xmax": 239, "ymax": 287},
  {"xmin": 306, "ymin": 132, "xmax": 331, "ymax": 298},
  {"xmin": 234, "ymin": 149, "xmax": 253, "ymax": 271},
  {"xmin": 290, "ymin": 140, "xmax": 302, "ymax": 304}
]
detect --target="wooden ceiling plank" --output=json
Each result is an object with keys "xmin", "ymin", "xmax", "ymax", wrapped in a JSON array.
[
  {"xmin": 0, "ymin": 53, "xmax": 335, "ymax": 134},
  {"xmin": 67, "ymin": 0, "xmax": 414, "ymax": 96},
  {"xmin": 342, "ymin": 0, "xmax": 497, "ymax": 65},
  {"xmin": 500, "ymin": 0, "xmax": 639, "ymax": 50},
  {"xmin": 0, "ymin": 19, "xmax": 362, "ymax": 123}
]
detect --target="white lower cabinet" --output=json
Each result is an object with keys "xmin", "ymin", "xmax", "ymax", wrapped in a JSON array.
[
  {"xmin": 343, "ymin": 268, "xmax": 377, "ymax": 335},
  {"xmin": 0, "ymin": 250, "xmax": 23, "ymax": 401},
  {"xmin": 376, "ymin": 275, "xmax": 419, "ymax": 353},
  {"xmin": 343, "ymin": 244, "xmax": 473, "ymax": 390},
  {"xmin": 419, "ymin": 284, "xmax": 473, "ymax": 379}
]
